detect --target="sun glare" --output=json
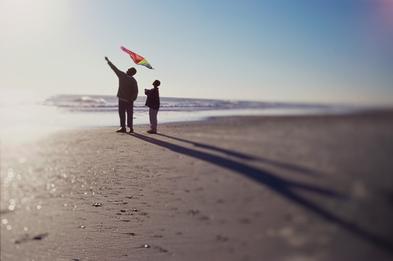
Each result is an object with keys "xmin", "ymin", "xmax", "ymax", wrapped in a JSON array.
[{"xmin": 0, "ymin": 0, "xmax": 60, "ymax": 34}]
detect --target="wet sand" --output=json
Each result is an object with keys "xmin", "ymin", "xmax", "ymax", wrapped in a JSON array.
[{"xmin": 1, "ymin": 113, "xmax": 393, "ymax": 260}]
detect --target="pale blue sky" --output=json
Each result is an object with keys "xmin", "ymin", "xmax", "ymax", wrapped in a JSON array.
[{"xmin": 0, "ymin": 0, "xmax": 392, "ymax": 105}]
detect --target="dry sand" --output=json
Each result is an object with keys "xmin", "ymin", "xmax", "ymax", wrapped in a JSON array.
[{"xmin": 1, "ymin": 113, "xmax": 393, "ymax": 260}]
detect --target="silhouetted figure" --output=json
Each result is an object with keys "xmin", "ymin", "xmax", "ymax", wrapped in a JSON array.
[
  {"xmin": 144, "ymin": 80, "xmax": 161, "ymax": 134},
  {"xmin": 105, "ymin": 57, "xmax": 138, "ymax": 133}
]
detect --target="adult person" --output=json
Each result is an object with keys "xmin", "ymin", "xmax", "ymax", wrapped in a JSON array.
[{"xmin": 105, "ymin": 56, "xmax": 138, "ymax": 133}]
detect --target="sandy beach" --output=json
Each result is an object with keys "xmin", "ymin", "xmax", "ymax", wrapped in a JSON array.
[{"xmin": 1, "ymin": 113, "xmax": 393, "ymax": 260}]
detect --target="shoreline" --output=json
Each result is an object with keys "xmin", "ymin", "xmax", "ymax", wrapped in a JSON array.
[
  {"xmin": 1, "ymin": 113, "xmax": 393, "ymax": 260},
  {"xmin": 2, "ymin": 99, "xmax": 386, "ymax": 146}
]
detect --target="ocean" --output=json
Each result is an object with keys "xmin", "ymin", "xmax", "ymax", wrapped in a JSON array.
[{"xmin": 0, "ymin": 93, "xmax": 357, "ymax": 144}]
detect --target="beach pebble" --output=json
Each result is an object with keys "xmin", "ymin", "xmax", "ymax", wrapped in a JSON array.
[
  {"xmin": 120, "ymin": 209, "xmax": 126, "ymax": 212},
  {"xmin": 143, "ymin": 244, "xmax": 151, "ymax": 248},
  {"xmin": 92, "ymin": 202, "xmax": 103, "ymax": 207}
]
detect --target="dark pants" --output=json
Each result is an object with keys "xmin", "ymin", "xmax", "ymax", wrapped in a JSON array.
[
  {"xmin": 118, "ymin": 100, "xmax": 133, "ymax": 129},
  {"xmin": 149, "ymin": 108, "xmax": 158, "ymax": 131}
]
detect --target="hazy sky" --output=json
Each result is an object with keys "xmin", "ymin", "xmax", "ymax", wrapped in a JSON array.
[{"xmin": 0, "ymin": 0, "xmax": 392, "ymax": 105}]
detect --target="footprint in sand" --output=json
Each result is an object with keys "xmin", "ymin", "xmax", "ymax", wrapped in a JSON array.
[
  {"xmin": 138, "ymin": 212, "xmax": 149, "ymax": 217},
  {"xmin": 154, "ymin": 246, "xmax": 169, "ymax": 253},
  {"xmin": 187, "ymin": 209, "xmax": 200, "ymax": 216},
  {"xmin": 15, "ymin": 233, "xmax": 49, "ymax": 244},
  {"xmin": 216, "ymin": 235, "xmax": 229, "ymax": 242},
  {"xmin": 122, "ymin": 232, "xmax": 136, "ymax": 236},
  {"xmin": 238, "ymin": 218, "xmax": 251, "ymax": 224},
  {"xmin": 199, "ymin": 215, "xmax": 210, "ymax": 221}
]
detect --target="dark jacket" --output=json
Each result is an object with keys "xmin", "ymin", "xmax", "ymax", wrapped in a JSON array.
[
  {"xmin": 145, "ymin": 87, "xmax": 160, "ymax": 110},
  {"xmin": 108, "ymin": 61, "xmax": 138, "ymax": 102}
]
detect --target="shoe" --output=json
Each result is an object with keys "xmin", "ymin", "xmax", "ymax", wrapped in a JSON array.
[
  {"xmin": 147, "ymin": 129, "xmax": 157, "ymax": 134},
  {"xmin": 116, "ymin": 128, "xmax": 126, "ymax": 133},
  {"xmin": 128, "ymin": 128, "xmax": 134, "ymax": 134}
]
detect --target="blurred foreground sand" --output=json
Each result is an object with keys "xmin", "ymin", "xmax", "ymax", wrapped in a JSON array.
[{"xmin": 1, "ymin": 113, "xmax": 393, "ymax": 260}]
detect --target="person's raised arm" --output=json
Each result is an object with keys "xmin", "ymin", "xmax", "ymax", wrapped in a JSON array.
[{"xmin": 105, "ymin": 56, "xmax": 121, "ymax": 77}]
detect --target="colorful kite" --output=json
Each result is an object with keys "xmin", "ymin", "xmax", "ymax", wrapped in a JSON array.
[{"xmin": 120, "ymin": 46, "xmax": 153, "ymax": 69}]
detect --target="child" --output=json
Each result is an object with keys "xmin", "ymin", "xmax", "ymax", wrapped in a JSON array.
[{"xmin": 144, "ymin": 80, "xmax": 161, "ymax": 134}]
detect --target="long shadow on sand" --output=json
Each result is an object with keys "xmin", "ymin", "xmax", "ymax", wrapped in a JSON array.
[
  {"xmin": 132, "ymin": 132, "xmax": 393, "ymax": 253},
  {"xmin": 158, "ymin": 133, "xmax": 322, "ymax": 176}
]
